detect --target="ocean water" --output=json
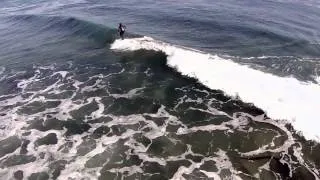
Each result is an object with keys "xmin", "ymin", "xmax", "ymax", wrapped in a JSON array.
[{"xmin": 0, "ymin": 0, "xmax": 320, "ymax": 179}]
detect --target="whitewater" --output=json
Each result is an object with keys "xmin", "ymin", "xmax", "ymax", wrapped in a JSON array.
[{"xmin": 111, "ymin": 36, "xmax": 320, "ymax": 141}]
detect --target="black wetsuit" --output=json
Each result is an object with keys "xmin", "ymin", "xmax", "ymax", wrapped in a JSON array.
[{"xmin": 118, "ymin": 24, "xmax": 125, "ymax": 40}]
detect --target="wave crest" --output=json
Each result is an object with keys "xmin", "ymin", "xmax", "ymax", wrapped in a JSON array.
[{"xmin": 111, "ymin": 36, "xmax": 320, "ymax": 141}]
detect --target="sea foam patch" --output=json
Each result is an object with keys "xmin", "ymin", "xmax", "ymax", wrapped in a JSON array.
[
  {"xmin": 316, "ymin": 76, "xmax": 320, "ymax": 84},
  {"xmin": 111, "ymin": 37, "xmax": 320, "ymax": 141}
]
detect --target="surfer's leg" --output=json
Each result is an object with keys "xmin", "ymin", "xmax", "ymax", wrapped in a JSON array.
[{"xmin": 120, "ymin": 31, "xmax": 124, "ymax": 40}]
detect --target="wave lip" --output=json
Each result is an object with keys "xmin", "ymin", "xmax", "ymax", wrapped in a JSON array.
[{"xmin": 111, "ymin": 36, "xmax": 320, "ymax": 141}]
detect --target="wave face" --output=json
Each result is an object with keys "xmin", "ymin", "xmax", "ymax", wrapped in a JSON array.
[
  {"xmin": 0, "ymin": 14, "xmax": 118, "ymax": 68},
  {"xmin": 1, "ymin": 14, "xmax": 117, "ymax": 44},
  {"xmin": 111, "ymin": 37, "xmax": 320, "ymax": 141}
]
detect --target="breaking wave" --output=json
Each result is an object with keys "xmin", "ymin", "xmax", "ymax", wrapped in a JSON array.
[{"xmin": 111, "ymin": 36, "xmax": 320, "ymax": 141}]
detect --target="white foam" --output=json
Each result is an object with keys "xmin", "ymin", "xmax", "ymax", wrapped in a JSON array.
[
  {"xmin": 200, "ymin": 170, "xmax": 221, "ymax": 180},
  {"xmin": 109, "ymin": 87, "xmax": 144, "ymax": 99},
  {"xmin": 52, "ymin": 71, "xmax": 68, "ymax": 79},
  {"xmin": 177, "ymin": 124, "xmax": 229, "ymax": 135},
  {"xmin": 316, "ymin": 76, "xmax": 320, "ymax": 84},
  {"xmin": 109, "ymin": 166, "xmax": 143, "ymax": 176},
  {"xmin": 111, "ymin": 37, "xmax": 320, "ymax": 141}
]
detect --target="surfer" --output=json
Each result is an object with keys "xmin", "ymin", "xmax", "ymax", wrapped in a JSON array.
[{"xmin": 118, "ymin": 23, "xmax": 126, "ymax": 40}]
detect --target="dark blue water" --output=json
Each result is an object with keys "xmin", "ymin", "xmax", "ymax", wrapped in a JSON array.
[{"xmin": 0, "ymin": 0, "xmax": 320, "ymax": 179}]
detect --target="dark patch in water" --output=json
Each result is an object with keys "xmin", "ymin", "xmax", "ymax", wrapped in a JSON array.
[
  {"xmin": 134, "ymin": 134, "xmax": 151, "ymax": 147},
  {"xmin": 92, "ymin": 125, "xmax": 110, "ymax": 139},
  {"xmin": 142, "ymin": 161, "xmax": 165, "ymax": 174},
  {"xmin": 13, "ymin": 170, "xmax": 24, "ymax": 180},
  {"xmin": 70, "ymin": 101, "xmax": 99, "ymax": 119},
  {"xmin": 28, "ymin": 172, "xmax": 49, "ymax": 180},
  {"xmin": 292, "ymin": 166, "xmax": 316, "ymax": 180},
  {"xmin": 27, "ymin": 118, "xmax": 64, "ymax": 131},
  {"xmin": 107, "ymin": 97, "xmax": 161, "ymax": 116},
  {"xmin": 49, "ymin": 160, "xmax": 68, "ymax": 180},
  {"xmin": 88, "ymin": 116, "xmax": 113, "ymax": 124},
  {"xmin": 19, "ymin": 101, "xmax": 61, "ymax": 115},
  {"xmin": 85, "ymin": 150, "xmax": 111, "ymax": 168},
  {"xmin": 0, "ymin": 136, "xmax": 21, "ymax": 158},
  {"xmin": 200, "ymin": 160, "xmax": 218, "ymax": 172},
  {"xmin": 76, "ymin": 137, "xmax": 96, "ymax": 156},
  {"xmin": 35, "ymin": 133, "xmax": 58, "ymax": 146},
  {"xmin": 147, "ymin": 136, "xmax": 187, "ymax": 158},
  {"xmin": 183, "ymin": 169, "xmax": 213, "ymax": 180},
  {"xmin": 63, "ymin": 120, "xmax": 91, "ymax": 136},
  {"xmin": 0, "ymin": 155, "xmax": 36, "ymax": 168},
  {"xmin": 269, "ymin": 156, "xmax": 290, "ymax": 179}
]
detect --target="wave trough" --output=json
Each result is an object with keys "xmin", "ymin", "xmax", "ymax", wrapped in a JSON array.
[{"xmin": 111, "ymin": 36, "xmax": 320, "ymax": 141}]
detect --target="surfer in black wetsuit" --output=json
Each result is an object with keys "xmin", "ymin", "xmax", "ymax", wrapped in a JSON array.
[{"xmin": 118, "ymin": 23, "xmax": 126, "ymax": 40}]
